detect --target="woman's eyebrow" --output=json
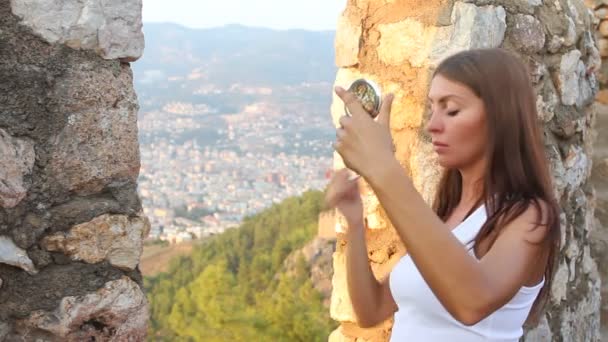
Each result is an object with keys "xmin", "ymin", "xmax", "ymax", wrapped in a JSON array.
[{"xmin": 427, "ymin": 94, "xmax": 464, "ymax": 103}]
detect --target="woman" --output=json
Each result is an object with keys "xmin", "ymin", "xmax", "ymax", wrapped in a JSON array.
[{"xmin": 326, "ymin": 48, "xmax": 560, "ymax": 341}]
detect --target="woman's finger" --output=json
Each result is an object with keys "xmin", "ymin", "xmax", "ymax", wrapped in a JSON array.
[
  {"xmin": 335, "ymin": 86, "xmax": 368, "ymax": 119},
  {"xmin": 325, "ymin": 182, "xmax": 347, "ymax": 208},
  {"xmin": 325, "ymin": 169, "xmax": 358, "ymax": 207},
  {"xmin": 377, "ymin": 93, "xmax": 394, "ymax": 127},
  {"xmin": 336, "ymin": 128, "xmax": 347, "ymax": 140},
  {"xmin": 333, "ymin": 140, "xmax": 342, "ymax": 152},
  {"xmin": 338, "ymin": 115, "xmax": 351, "ymax": 129}
]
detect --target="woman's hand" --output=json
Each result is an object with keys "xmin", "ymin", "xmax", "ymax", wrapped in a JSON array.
[
  {"xmin": 333, "ymin": 86, "xmax": 396, "ymax": 179},
  {"xmin": 325, "ymin": 169, "xmax": 364, "ymax": 228}
]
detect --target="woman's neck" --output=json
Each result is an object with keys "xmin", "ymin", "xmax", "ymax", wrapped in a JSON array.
[{"xmin": 459, "ymin": 161, "xmax": 485, "ymax": 208}]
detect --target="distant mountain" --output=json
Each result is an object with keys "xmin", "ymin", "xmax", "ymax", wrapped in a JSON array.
[{"xmin": 132, "ymin": 23, "xmax": 337, "ymax": 87}]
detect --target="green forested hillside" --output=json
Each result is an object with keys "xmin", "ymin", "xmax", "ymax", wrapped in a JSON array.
[{"xmin": 145, "ymin": 190, "xmax": 337, "ymax": 341}]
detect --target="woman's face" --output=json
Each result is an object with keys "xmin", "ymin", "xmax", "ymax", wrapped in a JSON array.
[{"xmin": 425, "ymin": 74, "xmax": 488, "ymax": 170}]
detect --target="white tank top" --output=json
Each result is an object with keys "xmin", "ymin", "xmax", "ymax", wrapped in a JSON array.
[{"xmin": 389, "ymin": 205, "xmax": 544, "ymax": 341}]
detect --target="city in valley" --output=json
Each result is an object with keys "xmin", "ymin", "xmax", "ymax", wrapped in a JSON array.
[
  {"xmin": 132, "ymin": 24, "xmax": 337, "ymax": 244},
  {"xmin": 137, "ymin": 82, "xmax": 335, "ymax": 243}
]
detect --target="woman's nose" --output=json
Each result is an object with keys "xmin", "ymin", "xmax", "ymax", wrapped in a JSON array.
[{"xmin": 425, "ymin": 112, "xmax": 443, "ymax": 134}]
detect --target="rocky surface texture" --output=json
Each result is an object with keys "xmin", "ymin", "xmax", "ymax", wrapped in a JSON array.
[{"xmin": 0, "ymin": 0, "xmax": 148, "ymax": 340}]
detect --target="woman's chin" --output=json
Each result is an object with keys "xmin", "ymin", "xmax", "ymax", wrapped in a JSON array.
[
  {"xmin": 436, "ymin": 157, "xmax": 460, "ymax": 169},
  {"xmin": 436, "ymin": 156, "xmax": 452, "ymax": 168}
]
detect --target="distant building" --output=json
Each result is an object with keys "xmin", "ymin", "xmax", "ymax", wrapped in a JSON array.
[{"xmin": 175, "ymin": 231, "xmax": 193, "ymax": 244}]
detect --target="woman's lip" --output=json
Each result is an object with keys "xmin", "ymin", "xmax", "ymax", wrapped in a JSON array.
[
  {"xmin": 432, "ymin": 142, "xmax": 449, "ymax": 147},
  {"xmin": 433, "ymin": 144, "xmax": 448, "ymax": 153}
]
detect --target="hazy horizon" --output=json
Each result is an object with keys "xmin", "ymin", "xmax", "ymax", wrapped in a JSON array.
[
  {"xmin": 142, "ymin": 21, "xmax": 337, "ymax": 32},
  {"xmin": 142, "ymin": 0, "xmax": 346, "ymax": 31}
]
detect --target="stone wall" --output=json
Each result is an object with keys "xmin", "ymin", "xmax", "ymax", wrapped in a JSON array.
[
  {"xmin": 590, "ymin": 0, "xmax": 608, "ymax": 93},
  {"xmin": 318, "ymin": 210, "xmax": 338, "ymax": 239},
  {"xmin": 330, "ymin": 0, "xmax": 603, "ymax": 341},
  {"xmin": 588, "ymin": 0, "xmax": 608, "ymax": 335},
  {"xmin": 590, "ymin": 102, "xmax": 608, "ymax": 337},
  {"xmin": 0, "ymin": 0, "xmax": 148, "ymax": 340}
]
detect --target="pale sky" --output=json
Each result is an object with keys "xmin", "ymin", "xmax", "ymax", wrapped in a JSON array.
[{"xmin": 142, "ymin": 0, "xmax": 347, "ymax": 30}]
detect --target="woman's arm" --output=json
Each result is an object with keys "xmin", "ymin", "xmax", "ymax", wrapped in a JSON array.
[
  {"xmin": 325, "ymin": 169, "xmax": 397, "ymax": 327},
  {"xmin": 366, "ymin": 159, "xmax": 549, "ymax": 326},
  {"xmin": 345, "ymin": 219, "xmax": 397, "ymax": 327}
]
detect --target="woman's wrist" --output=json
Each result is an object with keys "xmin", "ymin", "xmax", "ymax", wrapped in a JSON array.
[
  {"xmin": 364, "ymin": 155, "xmax": 401, "ymax": 189},
  {"xmin": 345, "ymin": 219, "xmax": 365, "ymax": 236}
]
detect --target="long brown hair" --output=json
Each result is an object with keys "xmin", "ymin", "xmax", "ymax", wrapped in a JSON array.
[{"xmin": 431, "ymin": 48, "xmax": 560, "ymax": 325}]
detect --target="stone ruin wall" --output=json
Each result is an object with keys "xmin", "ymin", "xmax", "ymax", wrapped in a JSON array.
[{"xmin": 0, "ymin": 0, "xmax": 149, "ymax": 340}]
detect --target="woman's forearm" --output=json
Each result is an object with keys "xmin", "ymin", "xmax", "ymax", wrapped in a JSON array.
[
  {"xmin": 366, "ymin": 158, "xmax": 491, "ymax": 323},
  {"xmin": 345, "ymin": 220, "xmax": 384, "ymax": 326}
]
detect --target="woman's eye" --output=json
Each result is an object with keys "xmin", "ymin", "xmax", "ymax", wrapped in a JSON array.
[
  {"xmin": 424, "ymin": 105, "xmax": 433, "ymax": 117},
  {"xmin": 447, "ymin": 110, "xmax": 460, "ymax": 116}
]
